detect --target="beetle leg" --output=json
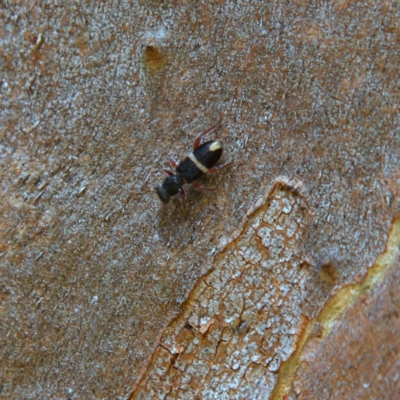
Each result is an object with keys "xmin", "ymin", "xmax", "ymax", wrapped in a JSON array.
[
  {"xmin": 170, "ymin": 158, "xmax": 178, "ymax": 168},
  {"xmin": 193, "ymin": 124, "xmax": 220, "ymax": 150},
  {"xmin": 208, "ymin": 161, "xmax": 235, "ymax": 174},
  {"xmin": 163, "ymin": 169, "xmax": 175, "ymax": 176},
  {"xmin": 208, "ymin": 161, "xmax": 240, "ymax": 174},
  {"xmin": 179, "ymin": 188, "xmax": 186, "ymax": 208},
  {"xmin": 193, "ymin": 182, "xmax": 216, "ymax": 191}
]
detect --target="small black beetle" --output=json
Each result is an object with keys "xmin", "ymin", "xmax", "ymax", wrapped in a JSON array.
[{"xmin": 156, "ymin": 124, "xmax": 233, "ymax": 205}]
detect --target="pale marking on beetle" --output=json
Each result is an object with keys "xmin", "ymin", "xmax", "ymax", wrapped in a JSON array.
[
  {"xmin": 188, "ymin": 152, "xmax": 209, "ymax": 173},
  {"xmin": 209, "ymin": 141, "xmax": 222, "ymax": 152}
]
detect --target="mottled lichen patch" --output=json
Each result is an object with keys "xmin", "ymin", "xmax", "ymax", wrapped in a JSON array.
[{"xmin": 132, "ymin": 183, "xmax": 310, "ymax": 399}]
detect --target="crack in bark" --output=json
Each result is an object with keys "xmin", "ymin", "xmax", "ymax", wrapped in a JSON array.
[{"xmin": 131, "ymin": 182, "xmax": 310, "ymax": 399}]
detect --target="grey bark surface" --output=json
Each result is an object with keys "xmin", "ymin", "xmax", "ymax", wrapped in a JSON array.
[{"xmin": 1, "ymin": 1, "xmax": 399, "ymax": 399}]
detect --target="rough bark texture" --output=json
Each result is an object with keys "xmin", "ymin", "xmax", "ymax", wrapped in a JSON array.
[{"xmin": 1, "ymin": 1, "xmax": 399, "ymax": 399}]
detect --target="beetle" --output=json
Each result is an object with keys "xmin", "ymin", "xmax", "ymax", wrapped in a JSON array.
[{"xmin": 156, "ymin": 124, "xmax": 234, "ymax": 205}]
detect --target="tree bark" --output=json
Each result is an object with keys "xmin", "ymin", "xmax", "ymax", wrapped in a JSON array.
[{"xmin": 1, "ymin": 1, "xmax": 399, "ymax": 399}]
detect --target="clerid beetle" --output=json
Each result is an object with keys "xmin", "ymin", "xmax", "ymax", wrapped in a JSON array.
[{"xmin": 156, "ymin": 124, "xmax": 234, "ymax": 205}]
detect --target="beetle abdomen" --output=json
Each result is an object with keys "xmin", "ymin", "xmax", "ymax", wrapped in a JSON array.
[
  {"xmin": 193, "ymin": 140, "xmax": 223, "ymax": 169},
  {"xmin": 176, "ymin": 141, "xmax": 223, "ymax": 184}
]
